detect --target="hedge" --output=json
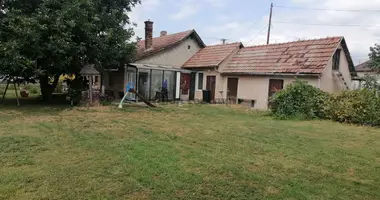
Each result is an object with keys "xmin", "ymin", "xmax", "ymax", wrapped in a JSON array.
[{"xmin": 270, "ymin": 80, "xmax": 380, "ymax": 126}]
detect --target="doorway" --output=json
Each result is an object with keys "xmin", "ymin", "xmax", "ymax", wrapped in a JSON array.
[
  {"xmin": 227, "ymin": 78, "xmax": 238, "ymax": 104},
  {"xmin": 189, "ymin": 72, "xmax": 196, "ymax": 101},
  {"xmin": 206, "ymin": 76, "xmax": 216, "ymax": 102}
]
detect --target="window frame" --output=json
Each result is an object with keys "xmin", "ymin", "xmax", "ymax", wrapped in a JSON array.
[
  {"xmin": 196, "ymin": 72, "xmax": 204, "ymax": 91},
  {"xmin": 332, "ymin": 49, "xmax": 341, "ymax": 71}
]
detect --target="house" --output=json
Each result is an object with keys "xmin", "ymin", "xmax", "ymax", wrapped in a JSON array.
[
  {"xmin": 356, "ymin": 60, "xmax": 377, "ymax": 77},
  {"xmin": 186, "ymin": 37, "xmax": 356, "ymax": 109},
  {"xmin": 352, "ymin": 60, "xmax": 379, "ymax": 89},
  {"xmin": 103, "ymin": 20, "xmax": 205, "ymax": 100},
  {"xmin": 183, "ymin": 42, "xmax": 243, "ymax": 101},
  {"xmin": 104, "ymin": 20, "xmax": 356, "ymax": 109}
]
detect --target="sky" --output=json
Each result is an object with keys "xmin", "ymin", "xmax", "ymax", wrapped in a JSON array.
[{"xmin": 128, "ymin": 0, "xmax": 380, "ymax": 64}]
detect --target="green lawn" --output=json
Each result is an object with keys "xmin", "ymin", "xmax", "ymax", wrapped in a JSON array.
[{"xmin": 0, "ymin": 104, "xmax": 379, "ymax": 199}]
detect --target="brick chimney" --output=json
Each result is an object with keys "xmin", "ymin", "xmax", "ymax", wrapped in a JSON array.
[
  {"xmin": 144, "ymin": 20, "xmax": 153, "ymax": 49},
  {"xmin": 160, "ymin": 31, "xmax": 167, "ymax": 37}
]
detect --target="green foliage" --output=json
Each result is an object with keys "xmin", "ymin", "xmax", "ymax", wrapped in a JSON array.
[
  {"xmin": 361, "ymin": 75, "xmax": 380, "ymax": 90},
  {"xmin": 67, "ymin": 77, "xmax": 86, "ymax": 106},
  {"xmin": 0, "ymin": 0, "xmax": 140, "ymax": 99},
  {"xmin": 270, "ymin": 80, "xmax": 329, "ymax": 119},
  {"xmin": 368, "ymin": 44, "xmax": 380, "ymax": 72},
  {"xmin": 100, "ymin": 99, "xmax": 112, "ymax": 106},
  {"xmin": 324, "ymin": 89, "xmax": 380, "ymax": 126}
]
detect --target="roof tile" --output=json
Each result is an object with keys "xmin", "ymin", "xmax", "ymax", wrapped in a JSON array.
[
  {"xmin": 183, "ymin": 43, "xmax": 242, "ymax": 68},
  {"xmin": 355, "ymin": 60, "xmax": 373, "ymax": 72},
  {"xmin": 223, "ymin": 37, "xmax": 343, "ymax": 74},
  {"xmin": 137, "ymin": 30, "xmax": 194, "ymax": 60}
]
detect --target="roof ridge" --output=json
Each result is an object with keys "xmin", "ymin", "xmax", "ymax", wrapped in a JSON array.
[
  {"xmin": 245, "ymin": 36, "xmax": 343, "ymax": 48},
  {"xmin": 205, "ymin": 42, "xmax": 241, "ymax": 47},
  {"xmin": 138, "ymin": 30, "xmax": 193, "ymax": 42}
]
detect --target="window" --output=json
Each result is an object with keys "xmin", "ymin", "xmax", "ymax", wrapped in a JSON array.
[
  {"xmin": 188, "ymin": 45, "xmax": 191, "ymax": 49},
  {"xmin": 197, "ymin": 73, "xmax": 204, "ymax": 90},
  {"xmin": 332, "ymin": 49, "xmax": 341, "ymax": 70},
  {"xmin": 268, "ymin": 79, "xmax": 284, "ymax": 97}
]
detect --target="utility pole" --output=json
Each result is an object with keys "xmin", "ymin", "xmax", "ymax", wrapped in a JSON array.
[
  {"xmin": 221, "ymin": 38, "xmax": 228, "ymax": 44},
  {"xmin": 266, "ymin": 3, "xmax": 273, "ymax": 44}
]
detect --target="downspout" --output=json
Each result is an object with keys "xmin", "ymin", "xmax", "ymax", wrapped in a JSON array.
[{"xmin": 318, "ymin": 75, "xmax": 321, "ymax": 89}]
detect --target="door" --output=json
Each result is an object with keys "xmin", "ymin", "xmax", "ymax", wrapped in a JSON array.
[
  {"xmin": 180, "ymin": 73, "xmax": 191, "ymax": 95},
  {"xmin": 206, "ymin": 76, "xmax": 216, "ymax": 102},
  {"xmin": 189, "ymin": 72, "xmax": 196, "ymax": 101},
  {"xmin": 268, "ymin": 79, "xmax": 284, "ymax": 97},
  {"xmin": 227, "ymin": 78, "xmax": 238, "ymax": 104}
]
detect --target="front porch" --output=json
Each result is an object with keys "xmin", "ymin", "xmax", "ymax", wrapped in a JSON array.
[{"xmin": 103, "ymin": 64, "xmax": 194, "ymax": 102}]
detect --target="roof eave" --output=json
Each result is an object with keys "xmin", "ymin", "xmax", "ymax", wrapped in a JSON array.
[
  {"xmin": 182, "ymin": 65, "xmax": 218, "ymax": 69},
  {"xmin": 220, "ymin": 72, "xmax": 321, "ymax": 76},
  {"xmin": 340, "ymin": 37, "xmax": 357, "ymax": 76}
]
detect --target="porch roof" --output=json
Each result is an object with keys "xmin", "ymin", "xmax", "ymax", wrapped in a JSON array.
[{"xmin": 129, "ymin": 63, "xmax": 192, "ymax": 73}]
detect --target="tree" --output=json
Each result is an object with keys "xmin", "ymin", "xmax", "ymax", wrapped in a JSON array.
[
  {"xmin": 0, "ymin": 0, "xmax": 139, "ymax": 100},
  {"xmin": 368, "ymin": 44, "xmax": 380, "ymax": 72}
]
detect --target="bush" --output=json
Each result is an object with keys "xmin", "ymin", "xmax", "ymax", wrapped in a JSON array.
[
  {"xmin": 270, "ymin": 80, "xmax": 330, "ymax": 119},
  {"xmin": 324, "ymin": 89, "xmax": 380, "ymax": 126}
]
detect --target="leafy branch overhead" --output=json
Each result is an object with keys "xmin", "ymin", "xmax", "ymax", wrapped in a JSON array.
[
  {"xmin": 368, "ymin": 44, "xmax": 380, "ymax": 72},
  {"xmin": 0, "ymin": 0, "xmax": 140, "ymax": 99}
]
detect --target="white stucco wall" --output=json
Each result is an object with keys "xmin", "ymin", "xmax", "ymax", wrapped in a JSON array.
[
  {"xmin": 192, "ymin": 46, "xmax": 241, "ymax": 100},
  {"xmin": 135, "ymin": 37, "xmax": 202, "ymax": 67},
  {"xmin": 320, "ymin": 44, "xmax": 352, "ymax": 93},
  {"xmin": 235, "ymin": 76, "xmax": 319, "ymax": 110},
  {"xmin": 194, "ymin": 69, "xmax": 225, "ymax": 100}
]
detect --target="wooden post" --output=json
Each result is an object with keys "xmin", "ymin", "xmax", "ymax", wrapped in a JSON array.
[
  {"xmin": 0, "ymin": 80, "xmax": 10, "ymax": 104},
  {"xmin": 13, "ymin": 82, "xmax": 20, "ymax": 106},
  {"xmin": 89, "ymin": 76, "xmax": 93, "ymax": 104}
]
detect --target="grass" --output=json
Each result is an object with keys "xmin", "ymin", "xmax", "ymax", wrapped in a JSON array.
[
  {"xmin": 0, "ymin": 84, "xmax": 40, "ymax": 100},
  {"xmin": 0, "ymin": 104, "xmax": 379, "ymax": 199}
]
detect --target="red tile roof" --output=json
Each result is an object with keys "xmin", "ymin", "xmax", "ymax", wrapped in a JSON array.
[
  {"xmin": 136, "ymin": 30, "xmax": 205, "ymax": 60},
  {"xmin": 183, "ymin": 42, "xmax": 242, "ymax": 68},
  {"xmin": 223, "ymin": 37, "xmax": 345, "ymax": 74},
  {"xmin": 356, "ymin": 60, "xmax": 373, "ymax": 72}
]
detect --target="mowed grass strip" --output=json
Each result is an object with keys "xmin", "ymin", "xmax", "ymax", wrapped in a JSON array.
[{"xmin": 0, "ymin": 104, "xmax": 379, "ymax": 200}]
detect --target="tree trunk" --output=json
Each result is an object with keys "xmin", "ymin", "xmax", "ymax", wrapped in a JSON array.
[{"xmin": 39, "ymin": 74, "xmax": 60, "ymax": 101}]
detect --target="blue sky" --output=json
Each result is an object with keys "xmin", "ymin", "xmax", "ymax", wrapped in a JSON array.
[{"xmin": 129, "ymin": 0, "xmax": 380, "ymax": 64}]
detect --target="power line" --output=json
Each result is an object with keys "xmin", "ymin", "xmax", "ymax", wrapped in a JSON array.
[
  {"xmin": 273, "ymin": 5, "xmax": 380, "ymax": 12},
  {"xmin": 247, "ymin": 25, "xmax": 268, "ymax": 45},
  {"xmin": 273, "ymin": 21, "xmax": 380, "ymax": 27},
  {"xmin": 246, "ymin": 11, "xmax": 270, "ymax": 34}
]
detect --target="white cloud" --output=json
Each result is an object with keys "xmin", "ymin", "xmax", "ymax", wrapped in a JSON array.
[
  {"xmin": 128, "ymin": 0, "xmax": 160, "ymax": 39},
  {"xmin": 205, "ymin": 0, "xmax": 228, "ymax": 7},
  {"xmin": 169, "ymin": 0, "xmax": 228, "ymax": 21},
  {"xmin": 169, "ymin": 2, "xmax": 200, "ymax": 20},
  {"xmin": 201, "ymin": 0, "xmax": 380, "ymax": 63},
  {"xmin": 269, "ymin": 0, "xmax": 380, "ymax": 63}
]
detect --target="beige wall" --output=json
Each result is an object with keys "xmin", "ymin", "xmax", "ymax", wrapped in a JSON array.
[
  {"xmin": 194, "ymin": 69, "xmax": 226, "ymax": 100},
  {"xmin": 357, "ymin": 71, "xmax": 377, "ymax": 77},
  {"xmin": 235, "ymin": 76, "xmax": 319, "ymax": 110},
  {"xmin": 135, "ymin": 37, "xmax": 202, "ymax": 67},
  {"xmin": 193, "ymin": 46, "xmax": 241, "ymax": 100},
  {"xmin": 320, "ymin": 44, "xmax": 352, "ymax": 93}
]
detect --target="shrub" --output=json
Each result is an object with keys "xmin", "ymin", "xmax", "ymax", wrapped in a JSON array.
[
  {"xmin": 324, "ymin": 89, "xmax": 380, "ymax": 126},
  {"xmin": 270, "ymin": 80, "xmax": 330, "ymax": 119}
]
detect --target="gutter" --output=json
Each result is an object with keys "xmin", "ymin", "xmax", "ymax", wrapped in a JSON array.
[{"xmin": 220, "ymin": 72, "xmax": 321, "ymax": 77}]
